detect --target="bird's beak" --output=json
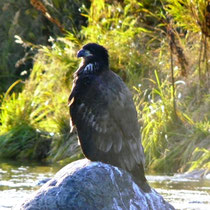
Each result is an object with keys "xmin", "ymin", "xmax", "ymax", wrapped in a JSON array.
[{"xmin": 77, "ymin": 49, "xmax": 92, "ymax": 58}]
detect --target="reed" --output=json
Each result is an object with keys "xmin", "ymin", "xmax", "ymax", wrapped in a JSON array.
[{"xmin": 0, "ymin": 0, "xmax": 209, "ymax": 173}]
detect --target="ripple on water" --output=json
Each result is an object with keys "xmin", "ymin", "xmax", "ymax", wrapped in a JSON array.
[
  {"xmin": 148, "ymin": 174, "xmax": 210, "ymax": 210},
  {"xmin": 0, "ymin": 160, "xmax": 58, "ymax": 209},
  {"xmin": 0, "ymin": 161, "xmax": 210, "ymax": 210}
]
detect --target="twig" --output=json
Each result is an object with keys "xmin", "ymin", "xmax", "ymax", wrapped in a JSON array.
[
  {"xmin": 198, "ymin": 34, "xmax": 203, "ymax": 87},
  {"xmin": 169, "ymin": 34, "xmax": 177, "ymax": 116},
  {"xmin": 30, "ymin": 0, "xmax": 65, "ymax": 34}
]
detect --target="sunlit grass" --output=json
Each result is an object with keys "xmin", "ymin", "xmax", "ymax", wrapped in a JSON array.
[
  {"xmin": 0, "ymin": 39, "xmax": 79, "ymax": 160},
  {"xmin": 134, "ymin": 69, "xmax": 210, "ymax": 173},
  {"xmin": 0, "ymin": 0, "xmax": 209, "ymax": 173},
  {"xmin": 80, "ymin": 0, "xmax": 153, "ymax": 83}
]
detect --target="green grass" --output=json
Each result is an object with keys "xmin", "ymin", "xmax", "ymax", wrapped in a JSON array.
[
  {"xmin": 0, "ymin": 39, "xmax": 80, "ymax": 161},
  {"xmin": 134, "ymin": 70, "xmax": 209, "ymax": 172},
  {"xmin": 0, "ymin": 124, "xmax": 51, "ymax": 160},
  {"xmin": 0, "ymin": 0, "xmax": 209, "ymax": 173}
]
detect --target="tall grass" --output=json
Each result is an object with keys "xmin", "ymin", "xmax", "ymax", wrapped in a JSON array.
[
  {"xmin": 134, "ymin": 69, "xmax": 209, "ymax": 172},
  {"xmin": 134, "ymin": 70, "xmax": 178, "ymax": 171},
  {"xmin": 80, "ymin": 0, "xmax": 153, "ymax": 83},
  {"xmin": 165, "ymin": 0, "xmax": 210, "ymax": 85},
  {"xmin": 0, "ymin": 39, "xmax": 79, "ymax": 160},
  {"xmin": 0, "ymin": 0, "xmax": 209, "ymax": 172}
]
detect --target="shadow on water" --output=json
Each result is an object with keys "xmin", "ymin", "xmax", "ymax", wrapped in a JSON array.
[{"xmin": 0, "ymin": 160, "xmax": 209, "ymax": 210}]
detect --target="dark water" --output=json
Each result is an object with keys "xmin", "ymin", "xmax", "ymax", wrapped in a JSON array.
[{"xmin": 0, "ymin": 160, "xmax": 209, "ymax": 210}]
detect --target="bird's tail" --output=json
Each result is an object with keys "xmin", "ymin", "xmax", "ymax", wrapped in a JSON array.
[
  {"xmin": 133, "ymin": 176, "xmax": 151, "ymax": 193},
  {"xmin": 132, "ymin": 164, "xmax": 151, "ymax": 193}
]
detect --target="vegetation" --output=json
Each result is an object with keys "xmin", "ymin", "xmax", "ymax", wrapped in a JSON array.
[
  {"xmin": 0, "ymin": 0, "xmax": 89, "ymax": 93},
  {"xmin": 0, "ymin": 0, "xmax": 209, "ymax": 174}
]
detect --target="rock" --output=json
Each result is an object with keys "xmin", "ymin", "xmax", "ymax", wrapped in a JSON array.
[
  {"xmin": 174, "ymin": 169, "xmax": 210, "ymax": 180},
  {"xmin": 14, "ymin": 159, "xmax": 174, "ymax": 210}
]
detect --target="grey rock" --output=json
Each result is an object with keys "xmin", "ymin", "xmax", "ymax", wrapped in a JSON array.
[
  {"xmin": 15, "ymin": 159, "xmax": 174, "ymax": 210},
  {"xmin": 174, "ymin": 169, "xmax": 210, "ymax": 180}
]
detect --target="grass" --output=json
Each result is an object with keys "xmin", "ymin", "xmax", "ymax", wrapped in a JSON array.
[
  {"xmin": 0, "ymin": 0, "xmax": 209, "ymax": 173},
  {"xmin": 0, "ymin": 39, "xmax": 80, "ymax": 161},
  {"xmin": 0, "ymin": 123, "xmax": 51, "ymax": 160},
  {"xmin": 133, "ymin": 69, "xmax": 209, "ymax": 172}
]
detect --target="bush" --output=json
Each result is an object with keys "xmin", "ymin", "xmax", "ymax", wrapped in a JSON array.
[{"xmin": 0, "ymin": 0, "xmax": 209, "ymax": 173}]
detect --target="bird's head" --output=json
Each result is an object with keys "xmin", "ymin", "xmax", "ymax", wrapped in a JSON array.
[{"xmin": 77, "ymin": 43, "xmax": 109, "ymax": 67}]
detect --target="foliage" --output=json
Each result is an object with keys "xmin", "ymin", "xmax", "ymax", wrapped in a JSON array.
[
  {"xmin": 165, "ymin": 0, "xmax": 210, "ymax": 84},
  {"xmin": 80, "ymin": 0, "xmax": 154, "ymax": 83},
  {"xmin": 165, "ymin": 0, "xmax": 208, "ymax": 33},
  {"xmin": 190, "ymin": 147, "xmax": 210, "ymax": 171},
  {"xmin": 0, "ymin": 0, "xmax": 89, "ymax": 93},
  {"xmin": 134, "ymin": 71, "xmax": 210, "ymax": 172},
  {"xmin": 0, "ymin": 0, "xmax": 209, "ymax": 173},
  {"xmin": 134, "ymin": 71, "xmax": 177, "ymax": 168},
  {"xmin": 0, "ymin": 123, "xmax": 51, "ymax": 160},
  {"xmin": 48, "ymin": 117, "xmax": 83, "ymax": 163},
  {"xmin": 0, "ymin": 38, "xmax": 80, "ymax": 160}
]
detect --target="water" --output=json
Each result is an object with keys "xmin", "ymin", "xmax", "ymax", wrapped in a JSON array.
[
  {"xmin": 147, "ymin": 175, "xmax": 210, "ymax": 210},
  {"xmin": 0, "ymin": 160, "xmax": 60, "ymax": 209},
  {"xmin": 0, "ymin": 160, "xmax": 209, "ymax": 210}
]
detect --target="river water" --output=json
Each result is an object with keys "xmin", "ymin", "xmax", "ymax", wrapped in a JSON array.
[{"xmin": 0, "ymin": 160, "xmax": 209, "ymax": 210}]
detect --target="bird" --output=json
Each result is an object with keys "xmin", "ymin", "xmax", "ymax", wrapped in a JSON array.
[{"xmin": 68, "ymin": 43, "xmax": 150, "ymax": 192}]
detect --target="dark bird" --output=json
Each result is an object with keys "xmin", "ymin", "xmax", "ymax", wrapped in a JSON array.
[{"xmin": 68, "ymin": 43, "xmax": 150, "ymax": 192}]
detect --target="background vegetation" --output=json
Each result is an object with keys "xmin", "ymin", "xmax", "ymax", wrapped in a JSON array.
[{"xmin": 0, "ymin": 0, "xmax": 209, "ymax": 174}]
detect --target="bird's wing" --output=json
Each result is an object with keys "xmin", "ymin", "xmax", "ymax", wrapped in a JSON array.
[
  {"xmin": 69, "ymin": 71, "xmax": 145, "ymax": 171},
  {"xmin": 103, "ymin": 71, "xmax": 145, "ymax": 170}
]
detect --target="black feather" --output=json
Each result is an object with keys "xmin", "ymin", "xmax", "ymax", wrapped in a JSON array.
[{"xmin": 69, "ymin": 43, "xmax": 151, "ymax": 192}]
